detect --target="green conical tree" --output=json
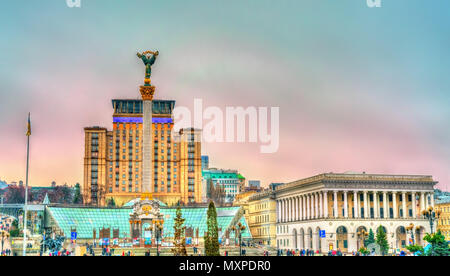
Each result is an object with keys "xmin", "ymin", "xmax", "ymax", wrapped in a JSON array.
[
  {"xmin": 73, "ymin": 183, "xmax": 83, "ymax": 204},
  {"xmin": 376, "ymin": 226, "xmax": 389, "ymax": 255},
  {"xmin": 171, "ymin": 206, "xmax": 187, "ymax": 256},
  {"xmin": 424, "ymin": 230, "xmax": 450, "ymax": 256},
  {"xmin": 205, "ymin": 201, "xmax": 220, "ymax": 256},
  {"xmin": 365, "ymin": 229, "xmax": 375, "ymax": 247}
]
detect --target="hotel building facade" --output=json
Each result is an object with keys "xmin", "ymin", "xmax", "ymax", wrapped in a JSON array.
[
  {"xmin": 275, "ymin": 173, "xmax": 436, "ymax": 253},
  {"xmin": 83, "ymin": 99, "xmax": 202, "ymax": 207}
]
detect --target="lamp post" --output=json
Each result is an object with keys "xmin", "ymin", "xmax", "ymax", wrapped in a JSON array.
[
  {"xmin": 421, "ymin": 207, "xmax": 441, "ymax": 234},
  {"xmin": 406, "ymin": 223, "xmax": 415, "ymax": 245},
  {"xmin": 231, "ymin": 222, "xmax": 246, "ymax": 256},
  {"xmin": 154, "ymin": 219, "xmax": 164, "ymax": 256}
]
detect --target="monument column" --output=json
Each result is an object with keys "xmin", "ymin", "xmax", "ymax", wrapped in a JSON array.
[{"xmin": 138, "ymin": 50, "xmax": 159, "ymax": 199}]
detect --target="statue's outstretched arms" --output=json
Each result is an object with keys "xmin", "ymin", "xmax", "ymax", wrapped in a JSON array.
[{"xmin": 149, "ymin": 53, "xmax": 158, "ymax": 65}]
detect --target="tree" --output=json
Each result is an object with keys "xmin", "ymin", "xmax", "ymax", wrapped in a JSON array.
[
  {"xmin": 4, "ymin": 185, "xmax": 30, "ymax": 204},
  {"xmin": 171, "ymin": 207, "xmax": 187, "ymax": 256},
  {"xmin": 406, "ymin": 244, "xmax": 424, "ymax": 255},
  {"xmin": 365, "ymin": 228, "xmax": 375, "ymax": 247},
  {"xmin": 375, "ymin": 226, "xmax": 389, "ymax": 255},
  {"xmin": 423, "ymin": 230, "xmax": 450, "ymax": 256},
  {"xmin": 208, "ymin": 182, "xmax": 226, "ymax": 207},
  {"xmin": 106, "ymin": 197, "xmax": 116, "ymax": 207},
  {"xmin": 9, "ymin": 220, "xmax": 21, "ymax": 237},
  {"xmin": 205, "ymin": 201, "xmax": 220, "ymax": 256},
  {"xmin": 73, "ymin": 183, "xmax": 83, "ymax": 204},
  {"xmin": 358, "ymin": 247, "xmax": 370, "ymax": 256}
]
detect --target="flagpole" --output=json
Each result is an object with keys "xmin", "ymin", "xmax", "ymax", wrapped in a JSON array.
[{"xmin": 23, "ymin": 113, "xmax": 31, "ymax": 256}]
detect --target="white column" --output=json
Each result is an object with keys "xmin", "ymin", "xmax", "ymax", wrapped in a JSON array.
[
  {"xmin": 393, "ymin": 192, "xmax": 398, "ymax": 219},
  {"xmin": 293, "ymin": 197, "xmax": 297, "ymax": 221},
  {"xmin": 402, "ymin": 192, "xmax": 407, "ymax": 218},
  {"xmin": 288, "ymin": 198, "xmax": 292, "ymax": 222},
  {"xmin": 383, "ymin": 191, "xmax": 388, "ymax": 219},
  {"xmin": 373, "ymin": 192, "xmax": 378, "ymax": 218},
  {"xmin": 277, "ymin": 200, "xmax": 280, "ymax": 222},
  {"xmin": 142, "ymin": 99, "xmax": 153, "ymax": 193},
  {"xmin": 420, "ymin": 192, "xmax": 425, "ymax": 213},
  {"xmin": 412, "ymin": 192, "xmax": 417, "ymax": 218},
  {"xmin": 431, "ymin": 192, "xmax": 435, "ymax": 207},
  {"xmin": 314, "ymin": 193, "xmax": 319, "ymax": 219},
  {"xmin": 323, "ymin": 191, "xmax": 329, "ymax": 218},
  {"xmin": 363, "ymin": 191, "xmax": 368, "ymax": 218},
  {"xmin": 306, "ymin": 195, "xmax": 311, "ymax": 219},
  {"xmin": 319, "ymin": 192, "xmax": 323, "ymax": 218},
  {"xmin": 280, "ymin": 200, "xmax": 284, "ymax": 222},
  {"xmin": 283, "ymin": 199, "xmax": 287, "ymax": 222},
  {"xmin": 343, "ymin": 191, "xmax": 348, "ymax": 218},
  {"xmin": 298, "ymin": 196, "xmax": 302, "ymax": 221},
  {"xmin": 285, "ymin": 198, "xmax": 289, "ymax": 222},
  {"xmin": 353, "ymin": 191, "xmax": 359, "ymax": 218},
  {"xmin": 302, "ymin": 195, "xmax": 306, "ymax": 220},
  {"xmin": 296, "ymin": 196, "xmax": 299, "ymax": 221},
  {"xmin": 333, "ymin": 191, "xmax": 338, "ymax": 218}
]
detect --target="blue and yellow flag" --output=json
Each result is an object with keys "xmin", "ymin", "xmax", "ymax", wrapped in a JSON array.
[{"xmin": 26, "ymin": 113, "xmax": 31, "ymax": 136}]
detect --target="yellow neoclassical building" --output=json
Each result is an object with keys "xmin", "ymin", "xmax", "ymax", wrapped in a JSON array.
[
  {"xmin": 248, "ymin": 190, "xmax": 277, "ymax": 247},
  {"xmin": 233, "ymin": 190, "xmax": 258, "ymax": 222},
  {"xmin": 435, "ymin": 199, "xmax": 450, "ymax": 240}
]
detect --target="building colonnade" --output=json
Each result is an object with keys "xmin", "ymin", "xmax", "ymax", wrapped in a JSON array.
[{"xmin": 276, "ymin": 190, "xmax": 435, "ymax": 223}]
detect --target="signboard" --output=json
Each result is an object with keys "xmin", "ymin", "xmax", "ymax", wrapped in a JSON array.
[
  {"xmin": 319, "ymin": 230, "xmax": 326, "ymax": 238},
  {"xmin": 186, "ymin": 237, "xmax": 192, "ymax": 245},
  {"xmin": 113, "ymin": 238, "xmax": 119, "ymax": 246},
  {"xmin": 144, "ymin": 238, "xmax": 152, "ymax": 245},
  {"xmin": 71, "ymin": 232, "xmax": 77, "ymax": 241}
]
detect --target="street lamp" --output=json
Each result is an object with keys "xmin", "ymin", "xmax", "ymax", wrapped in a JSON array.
[
  {"xmin": 154, "ymin": 219, "xmax": 164, "ymax": 256},
  {"xmin": 421, "ymin": 207, "xmax": 441, "ymax": 234},
  {"xmin": 406, "ymin": 223, "xmax": 415, "ymax": 245},
  {"xmin": 231, "ymin": 222, "xmax": 246, "ymax": 256}
]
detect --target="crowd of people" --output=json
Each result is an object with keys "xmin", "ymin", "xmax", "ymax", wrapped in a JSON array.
[
  {"xmin": 1, "ymin": 249, "xmax": 12, "ymax": 256},
  {"xmin": 277, "ymin": 248, "xmax": 347, "ymax": 256}
]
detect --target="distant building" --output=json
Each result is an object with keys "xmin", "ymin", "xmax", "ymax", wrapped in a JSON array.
[
  {"xmin": 201, "ymin": 156, "xmax": 209, "ymax": 170},
  {"xmin": 269, "ymin": 183, "xmax": 284, "ymax": 191},
  {"xmin": 238, "ymin": 174, "xmax": 246, "ymax": 192},
  {"xmin": 203, "ymin": 168, "xmax": 240, "ymax": 203},
  {"xmin": 249, "ymin": 180, "xmax": 261, "ymax": 189}
]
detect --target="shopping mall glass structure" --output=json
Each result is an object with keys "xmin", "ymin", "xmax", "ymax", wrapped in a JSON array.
[{"xmin": 44, "ymin": 205, "xmax": 251, "ymax": 242}]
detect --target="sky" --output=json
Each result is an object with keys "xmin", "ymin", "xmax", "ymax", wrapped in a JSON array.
[{"xmin": 0, "ymin": 0, "xmax": 449, "ymax": 190}]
